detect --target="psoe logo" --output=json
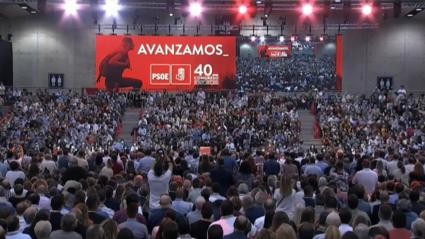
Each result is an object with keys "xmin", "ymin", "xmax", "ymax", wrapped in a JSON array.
[{"xmin": 150, "ymin": 64, "xmax": 171, "ymax": 85}]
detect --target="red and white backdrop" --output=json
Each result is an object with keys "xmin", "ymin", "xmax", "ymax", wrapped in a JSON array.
[
  {"xmin": 257, "ymin": 45, "xmax": 292, "ymax": 58},
  {"xmin": 96, "ymin": 35, "xmax": 236, "ymax": 92}
]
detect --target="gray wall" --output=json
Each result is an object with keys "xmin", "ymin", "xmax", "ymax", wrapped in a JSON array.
[
  {"xmin": 343, "ymin": 16, "xmax": 425, "ymax": 94},
  {"xmin": 0, "ymin": 17, "xmax": 96, "ymax": 88},
  {"xmin": 1, "ymin": 13, "xmax": 425, "ymax": 92}
]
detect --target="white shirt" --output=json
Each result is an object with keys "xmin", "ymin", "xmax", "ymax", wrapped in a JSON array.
[
  {"xmin": 76, "ymin": 157, "xmax": 89, "ymax": 169},
  {"xmin": 40, "ymin": 160, "xmax": 57, "ymax": 174},
  {"xmin": 99, "ymin": 205, "xmax": 115, "ymax": 218},
  {"xmin": 386, "ymin": 160, "xmax": 398, "ymax": 174},
  {"xmin": 254, "ymin": 216, "xmax": 265, "ymax": 231},
  {"xmin": 405, "ymin": 164, "xmax": 415, "ymax": 174},
  {"xmin": 148, "ymin": 169, "xmax": 172, "ymax": 209},
  {"xmin": 5, "ymin": 171, "xmax": 26, "ymax": 186},
  {"xmin": 273, "ymin": 189, "xmax": 305, "ymax": 221},
  {"xmin": 6, "ymin": 231, "xmax": 32, "ymax": 239},
  {"xmin": 352, "ymin": 168, "xmax": 378, "ymax": 195},
  {"xmin": 313, "ymin": 233, "xmax": 325, "ymax": 239},
  {"xmin": 210, "ymin": 216, "xmax": 236, "ymax": 236},
  {"xmin": 210, "ymin": 216, "xmax": 257, "ymax": 237},
  {"xmin": 18, "ymin": 216, "xmax": 28, "ymax": 232},
  {"xmin": 339, "ymin": 224, "xmax": 353, "ymax": 235},
  {"xmin": 375, "ymin": 220, "xmax": 394, "ymax": 232},
  {"xmin": 209, "ymin": 193, "xmax": 226, "ymax": 203},
  {"xmin": 38, "ymin": 195, "xmax": 51, "ymax": 210}
]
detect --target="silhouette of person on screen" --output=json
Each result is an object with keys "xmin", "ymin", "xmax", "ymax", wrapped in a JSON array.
[{"xmin": 97, "ymin": 37, "xmax": 142, "ymax": 91}]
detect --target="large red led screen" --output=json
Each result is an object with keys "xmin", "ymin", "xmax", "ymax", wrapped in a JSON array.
[
  {"xmin": 258, "ymin": 45, "xmax": 292, "ymax": 58},
  {"xmin": 96, "ymin": 35, "xmax": 236, "ymax": 91}
]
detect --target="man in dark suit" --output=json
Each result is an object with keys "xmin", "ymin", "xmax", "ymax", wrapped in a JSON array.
[
  {"xmin": 263, "ymin": 154, "xmax": 280, "ymax": 177},
  {"xmin": 241, "ymin": 195, "xmax": 264, "ymax": 224},
  {"xmin": 86, "ymin": 195, "xmax": 108, "ymax": 224},
  {"xmin": 223, "ymin": 216, "xmax": 251, "ymax": 239},
  {"xmin": 148, "ymin": 194, "xmax": 187, "ymax": 233},
  {"xmin": 190, "ymin": 202, "xmax": 213, "ymax": 239},
  {"xmin": 210, "ymin": 158, "xmax": 234, "ymax": 196},
  {"xmin": 50, "ymin": 195, "xmax": 64, "ymax": 231},
  {"xmin": 61, "ymin": 157, "xmax": 88, "ymax": 184}
]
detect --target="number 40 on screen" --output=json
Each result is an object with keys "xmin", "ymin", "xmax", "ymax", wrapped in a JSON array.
[{"xmin": 194, "ymin": 64, "xmax": 213, "ymax": 76}]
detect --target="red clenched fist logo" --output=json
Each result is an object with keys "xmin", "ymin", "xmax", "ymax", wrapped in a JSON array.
[{"xmin": 171, "ymin": 65, "xmax": 191, "ymax": 85}]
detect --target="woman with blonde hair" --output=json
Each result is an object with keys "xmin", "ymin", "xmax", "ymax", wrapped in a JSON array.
[
  {"xmin": 273, "ymin": 175, "xmax": 305, "ymax": 221},
  {"xmin": 275, "ymin": 223, "xmax": 297, "ymax": 239},
  {"xmin": 325, "ymin": 225, "xmax": 341, "ymax": 239},
  {"xmin": 101, "ymin": 219, "xmax": 118, "ymax": 239}
]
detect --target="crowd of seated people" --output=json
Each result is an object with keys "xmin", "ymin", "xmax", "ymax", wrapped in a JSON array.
[
  {"xmin": 130, "ymin": 91, "xmax": 303, "ymax": 156},
  {"xmin": 0, "ymin": 87, "xmax": 424, "ymax": 239},
  {"xmin": 237, "ymin": 43, "xmax": 336, "ymax": 92},
  {"xmin": 0, "ymin": 82, "xmax": 6, "ymax": 106},
  {"xmin": 0, "ymin": 89, "xmax": 126, "ymax": 155},
  {"xmin": 316, "ymin": 90, "xmax": 425, "ymax": 162}
]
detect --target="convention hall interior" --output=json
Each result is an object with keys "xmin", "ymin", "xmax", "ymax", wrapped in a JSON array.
[{"xmin": 0, "ymin": 1, "xmax": 425, "ymax": 239}]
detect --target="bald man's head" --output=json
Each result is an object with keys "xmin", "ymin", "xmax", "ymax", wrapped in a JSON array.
[
  {"xmin": 159, "ymin": 194, "xmax": 172, "ymax": 208},
  {"xmin": 195, "ymin": 196, "xmax": 206, "ymax": 210},
  {"xmin": 264, "ymin": 198, "xmax": 275, "ymax": 211}
]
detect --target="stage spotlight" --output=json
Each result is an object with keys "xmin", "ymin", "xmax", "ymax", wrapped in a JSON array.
[
  {"xmin": 167, "ymin": 0, "xmax": 175, "ymax": 17},
  {"xmin": 319, "ymin": 34, "xmax": 328, "ymax": 42},
  {"xmin": 362, "ymin": 4, "xmax": 373, "ymax": 16},
  {"xmin": 291, "ymin": 35, "xmax": 296, "ymax": 42},
  {"xmin": 103, "ymin": 0, "xmax": 122, "ymax": 17},
  {"xmin": 250, "ymin": 35, "xmax": 256, "ymax": 42},
  {"xmin": 302, "ymin": 3, "xmax": 314, "ymax": 16},
  {"xmin": 264, "ymin": 0, "xmax": 272, "ymax": 18},
  {"xmin": 305, "ymin": 35, "xmax": 311, "ymax": 42},
  {"xmin": 189, "ymin": 2, "xmax": 203, "ymax": 17},
  {"xmin": 63, "ymin": 0, "xmax": 79, "ymax": 16},
  {"xmin": 238, "ymin": 5, "xmax": 248, "ymax": 14},
  {"xmin": 279, "ymin": 36, "xmax": 285, "ymax": 42},
  {"xmin": 260, "ymin": 35, "xmax": 265, "ymax": 42}
]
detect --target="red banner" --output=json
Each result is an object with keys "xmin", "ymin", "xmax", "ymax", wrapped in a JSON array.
[
  {"xmin": 258, "ymin": 45, "xmax": 292, "ymax": 58},
  {"xmin": 96, "ymin": 36, "xmax": 236, "ymax": 91}
]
